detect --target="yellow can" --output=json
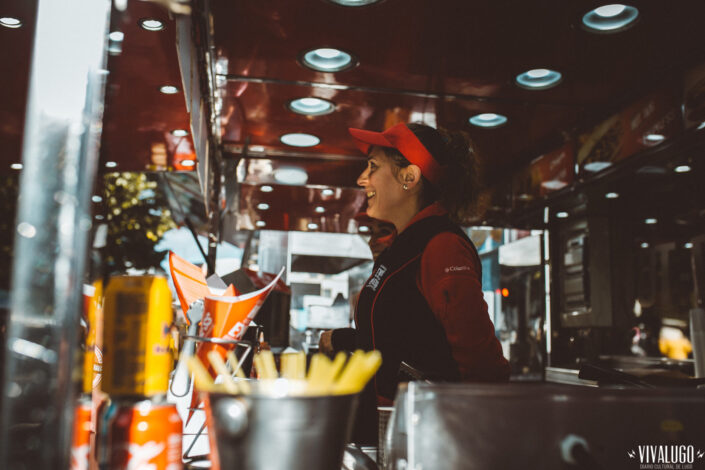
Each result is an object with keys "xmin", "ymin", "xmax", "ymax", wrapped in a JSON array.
[{"xmin": 102, "ymin": 274, "xmax": 173, "ymax": 397}]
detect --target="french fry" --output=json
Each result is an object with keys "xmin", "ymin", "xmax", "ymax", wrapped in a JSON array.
[
  {"xmin": 186, "ymin": 356, "xmax": 217, "ymax": 392},
  {"xmin": 306, "ymin": 353, "xmax": 333, "ymax": 394},
  {"xmin": 280, "ymin": 352, "xmax": 295, "ymax": 379},
  {"xmin": 294, "ymin": 351, "xmax": 306, "ymax": 380},
  {"xmin": 254, "ymin": 350, "xmax": 278, "ymax": 379},
  {"xmin": 207, "ymin": 350, "xmax": 239, "ymax": 394},
  {"xmin": 333, "ymin": 350, "xmax": 382, "ymax": 394}
]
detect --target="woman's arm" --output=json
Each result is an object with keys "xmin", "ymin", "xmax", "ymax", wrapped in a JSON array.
[{"xmin": 418, "ymin": 232, "xmax": 510, "ymax": 381}]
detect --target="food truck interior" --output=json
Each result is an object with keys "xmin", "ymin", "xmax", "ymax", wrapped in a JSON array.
[{"xmin": 1, "ymin": 0, "xmax": 705, "ymax": 468}]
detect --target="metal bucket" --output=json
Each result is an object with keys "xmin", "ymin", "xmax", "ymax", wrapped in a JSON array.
[{"xmin": 207, "ymin": 385, "xmax": 359, "ymax": 470}]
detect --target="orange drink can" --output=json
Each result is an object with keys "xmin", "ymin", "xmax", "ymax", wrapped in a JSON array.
[
  {"xmin": 102, "ymin": 274, "xmax": 173, "ymax": 397},
  {"xmin": 106, "ymin": 399, "xmax": 183, "ymax": 470},
  {"xmin": 70, "ymin": 396, "xmax": 93, "ymax": 470}
]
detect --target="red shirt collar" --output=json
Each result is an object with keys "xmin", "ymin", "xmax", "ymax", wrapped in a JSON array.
[{"xmin": 402, "ymin": 202, "xmax": 448, "ymax": 231}]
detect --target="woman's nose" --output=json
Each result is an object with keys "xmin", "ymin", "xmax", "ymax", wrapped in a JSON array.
[{"xmin": 357, "ymin": 167, "xmax": 369, "ymax": 187}]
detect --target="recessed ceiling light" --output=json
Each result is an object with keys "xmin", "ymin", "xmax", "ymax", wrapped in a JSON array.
[
  {"xmin": 640, "ymin": 242, "xmax": 649, "ymax": 248},
  {"xmin": 108, "ymin": 31, "xmax": 124, "ymax": 42},
  {"xmin": 0, "ymin": 17, "xmax": 22, "ymax": 29},
  {"xmin": 160, "ymin": 85, "xmax": 179, "ymax": 94},
  {"xmin": 10, "ymin": 163, "xmax": 22, "ymax": 170},
  {"xmin": 300, "ymin": 47, "xmax": 356, "ymax": 72},
  {"xmin": 257, "ymin": 203, "xmax": 270, "ymax": 210},
  {"xmin": 556, "ymin": 211, "xmax": 569, "ymax": 219},
  {"xmin": 315, "ymin": 206, "xmax": 325, "ymax": 213},
  {"xmin": 180, "ymin": 159, "xmax": 195, "ymax": 167},
  {"xmin": 644, "ymin": 134, "xmax": 665, "ymax": 144},
  {"xmin": 105, "ymin": 161, "xmax": 118, "ymax": 168},
  {"xmin": 516, "ymin": 68, "xmax": 562, "ymax": 90},
  {"xmin": 644, "ymin": 218, "xmax": 658, "ymax": 224},
  {"xmin": 582, "ymin": 4, "xmax": 639, "ymax": 33},
  {"xmin": 359, "ymin": 225, "xmax": 370, "ymax": 233},
  {"xmin": 583, "ymin": 161, "xmax": 612, "ymax": 172},
  {"xmin": 684, "ymin": 242, "xmax": 694, "ymax": 249},
  {"xmin": 280, "ymin": 133, "xmax": 320, "ymax": 147},
  {"xmin": 171, "ymin": 129, "xmax": 189, "ymax": 137},
  {"xmin": 249, "ymin": 145, "xmax": 266, "ymax": 153},
  {"xmin": 260, "ymin": 185, "xmax": 274, "ymax": 193},
  {"xmin": 674, "ymin": 165, "xmax": 691, "ymax": 173},
  {"xmin": 92, "ymin": 195, "xmax": 102, "ymax": 203},
  {"xmin": 321, "ymin": 188, "xmax": 335, "ymax": 197},
  {"xmin": 288, "ymin": 97, "xmax": 336, "ymax": 116},
  {"xmin": 274, "ymin": 167, "xmax": 308, "ymax": 185},
  {"xmin": 307, "ymin": 223, "xmax": 319, "ymax": 230},
  {"xmin": 256, "ymin": 220, "xmax": 266, "ymax": 228},
  {"xmin": 95, "ymin": 215, "xmax": 105, "ymax": 221},
  {"xmin": 326, "ymin": 0, "xmax": 382, "ymax": 5},
  {"xmin": 698, "ymin": 121, "xmax": 705, "ymax": 130},
  {"xmin": 605, "ymin": 192, "xmax": 619, "ymax": 199},
  {"xmin": 469, "ymin": 113, "xmax": 508, "ymax": 128},
  {"xmin": 139, "ymin": 18, "xmax": 164, "ymax": 31}
]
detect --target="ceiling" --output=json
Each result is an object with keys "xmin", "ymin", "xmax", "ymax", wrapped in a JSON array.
[{"xmin": 2, "ymin": 0, "xmax": 705, "ymax": 233}]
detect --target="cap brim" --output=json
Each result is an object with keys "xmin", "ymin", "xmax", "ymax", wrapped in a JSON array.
[{"xmin": 348, "ymin": 127, "xmax": 393, "ymax": 155}]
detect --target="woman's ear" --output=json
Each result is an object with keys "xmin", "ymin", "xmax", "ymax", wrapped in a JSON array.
[{"xmin": 401, "ymin": 164, "xmax": 422, "ymax": 189}]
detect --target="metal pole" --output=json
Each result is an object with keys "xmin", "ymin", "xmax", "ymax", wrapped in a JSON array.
[{"xmin": 0, "ymin": 0, "xmax": 110, "ymax": 468}]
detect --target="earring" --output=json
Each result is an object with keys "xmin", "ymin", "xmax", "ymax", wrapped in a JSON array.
[{"xmin": 402, "ymin": 184, "xmax": 408, "ymax": 190}]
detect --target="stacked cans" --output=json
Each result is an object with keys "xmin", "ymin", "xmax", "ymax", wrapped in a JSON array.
[{"xmin": 98, "ymin": 274, "xmax": 183, "ymax": 470}]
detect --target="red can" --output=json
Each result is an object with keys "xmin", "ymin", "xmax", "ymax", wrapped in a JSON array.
[
  {"xmin": 70, "ymin": 396, "xmax": 93, "ymax": 470},
  {"xmin": 106, "ymin": 399, "xmax": 183, "ymax": 470}
]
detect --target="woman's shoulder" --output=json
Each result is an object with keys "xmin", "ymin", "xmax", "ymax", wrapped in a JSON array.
[{"xmin": 421, "ymin": 231, "xmax": 479, "ymax": 278}]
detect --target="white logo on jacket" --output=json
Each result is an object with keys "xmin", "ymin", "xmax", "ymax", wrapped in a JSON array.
[{"xmin": 366, "ymin": 265, "xmax": 387, "ymax": 291}]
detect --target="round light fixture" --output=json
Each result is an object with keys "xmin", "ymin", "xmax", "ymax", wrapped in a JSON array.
[
  {"xmin": 300, "ymin": 47, "xmax": 356, "ymax": 72},
  {"xmin": 605, "ymin": 192, "xmax": 619, "ymax": 199},
  {"xmin": 0, "ymin": 17, "xmax": 22, "ymax": 28},
  {"xmin": 556, "ymin": 211, "xmax": 569, "ymax": 219},
  {"xmin": 643, "ymin": 134, "xmax": 665, "ymax": 144},
  {"xmin": 257, "ymin": 203, "xmax": 270, "ymax": 210},
  {"xmin": 180, "ymin": 159, "xmax": 196, "ymax": 167},
  {"xmin": 307, "ymin": 223, "xmax": 319, "ymax": 230},
  {"xmin": 260, "ymin": 185, "xmax": 274, "ymax": 193},
  {"xmin": 321, "ymin": 188, "xmax": 335, "ymax": 197},
  {"xmin": 160, "ymin": 85, "xmax": 179, "ymax": 95},
  {"xmin": 326, "ymin": 0, "xmax": 382, "ymax": 5},
  {"xmin": 674, "ymin": 165, "xmax": 691, "ymax": 173},
  {"xmin": 288, "ymin": 97, "xmax": 335, "ymax": 116},
  {"xmin": 358, "ymin": 225, "xmax": 370, "ymax": 233},
  {"xmin": 139, "ymin": 18, "xmax": 164, "ymax": 31},
  {"xmin": 274, "ymin": 167, "xmax": 308, "ymax": 185},
  {"xmin": 10, "ymin": 163, "xmax": 22, "ymax": 170},
  {"xmin": 469, "ymin": 113, "xmax": 508, "ymax": 128},
  {"xmin": 685, "ymin": 242, "xmax": 694, "ymax": 249},
  {"xmin": 583, "ymin": 161, "xmax": 612, "ymax": 173},
  {"xmin": 582, "ymin": 4, "xmax": 639, "ymax": 33},
  {"xmin": 516, "ymin": 68, "xmax": 562, "ymax": 90},
  {"xmin": 171, "ymin": 129, "xmax": 189, "ymax": 137},
  {"xmin": 256, "ymin": 220, "xmax": 266, "ymax": 228},
  {"xmin": 315, "ymin": 206, "xmax": 325, "ymax": 213},
  {"xmin": 109, "ymin": 31, "xmax": 124, "ymax": 42},
  {"xmin": 92, "ymin": 195, "xmax": 103, "ymax": 203},
  {"xmin": 644, "ymin": 218, "xmax": 658, "ymax": 225},
  {"xmin": 280, "ymin": 133, "xmax": 320, "ymax": 147},
  {"xmin": 640, "ymin": 242, "xmax": 649, "ymax": 248},
  {"xmin": 105, "ymin": 161, "xmax": 118, "ymax": 168}
]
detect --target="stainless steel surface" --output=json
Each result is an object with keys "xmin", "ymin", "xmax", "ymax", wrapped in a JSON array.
[
  {"xmin": 342, "ymin": 444, "xmax": 378, "ymax": 470},
  {"xmin": 544, "ymin": 366, "xmax": 598, "ymax": 387},
  {"xmin": 0, "ymin": 1, "xmax": 110, "ymax": 468},
  {"xmin": 208, "ymin": 387, "xmax": 358, "ymax": 470},
  {"xmin": 385, "ymin": 382, "xmax": 705, "ymax": 470}
]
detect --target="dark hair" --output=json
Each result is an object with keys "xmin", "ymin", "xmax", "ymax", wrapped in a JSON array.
[{"xmin": 383, "ymin": 123, "xmax": 481, "ymax": 223}]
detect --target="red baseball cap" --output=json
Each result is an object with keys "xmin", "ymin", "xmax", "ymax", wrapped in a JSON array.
[{"xmin": 348, "ymin": 123, "xmax": 443, "ymax": 185}]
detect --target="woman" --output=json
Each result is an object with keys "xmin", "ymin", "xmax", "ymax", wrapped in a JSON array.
[{"xmin": 321, "ymin": 122, "xmax": 509, "ymax": 443}]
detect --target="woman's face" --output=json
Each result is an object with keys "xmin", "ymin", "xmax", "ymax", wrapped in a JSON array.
[{"xmin": 356, "ymin": 147, "xmax": 405, "ymax": 223}]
